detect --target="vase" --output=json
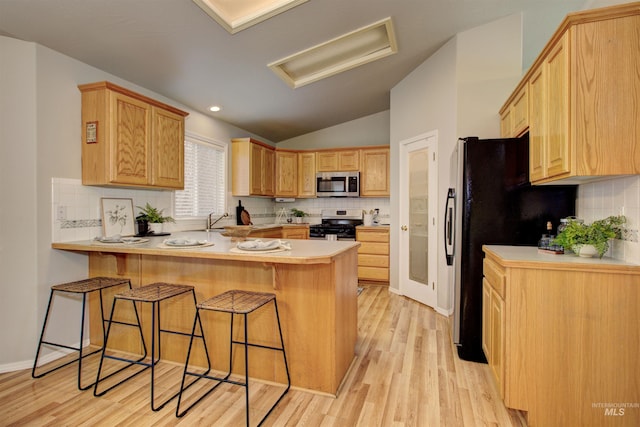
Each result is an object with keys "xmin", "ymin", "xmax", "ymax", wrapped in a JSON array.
[
  {"xmin": 295, "ymin": 217, "xmax": 303, "ymax": 224},
  {"xmin": 574, "ymin": 244, "xmax": 598, "ymax": 258},
  {"xmin": 148, "ymin": 222, "xmax": 164, "ymax": 234}
]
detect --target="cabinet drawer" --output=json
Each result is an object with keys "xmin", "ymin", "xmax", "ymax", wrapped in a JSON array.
[
  {"xmin": 358, "ymin": 266, "xmax": 389, "ymax": 281},
  {"xmin": 358, "ymin": 241, "xmax": 389, "ymax": 255},
  {"xmin": 358, "ymin": 254, "xmax": 389, "ymax": 268},
  {"xmin": 483, "ymin": 258, "xmax": 505, "ymax": 298},
  {"xmin": 356, "ymin": 230, "xmax": 389, "ymax": 243}
]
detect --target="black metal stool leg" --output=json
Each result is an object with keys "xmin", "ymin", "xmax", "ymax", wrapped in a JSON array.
[{"xmin": 94, "ymin": 296, "xmax": 148, "ymax": 397}]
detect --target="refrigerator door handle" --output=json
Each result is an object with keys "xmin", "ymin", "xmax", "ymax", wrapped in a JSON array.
[{"xmin": 444, "ymin": 188, "xmax": 455, "ymax": 265}]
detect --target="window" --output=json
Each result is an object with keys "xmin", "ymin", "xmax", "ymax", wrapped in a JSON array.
[{"xmin": 174, "ymin": 133, "xmax": 226, "ymax": 218}]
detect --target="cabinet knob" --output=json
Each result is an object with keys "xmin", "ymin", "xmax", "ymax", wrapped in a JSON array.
[{"xmin": 401, "ymin": 225, "xmax": 408, "ymax": 231}]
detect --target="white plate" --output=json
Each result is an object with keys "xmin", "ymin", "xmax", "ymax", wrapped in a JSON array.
[
  {"xmin": 236, "ymin": 240, "xmax": 281, "ymax": 251},
  {"xmin": 163, "ymin": 238, "xmax": 203, "ymax": 247}
]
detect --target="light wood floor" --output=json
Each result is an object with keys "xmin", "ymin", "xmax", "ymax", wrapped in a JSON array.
[{"xmin": 0, "ymin": 285, "xmax": 527, "ymax": 426}]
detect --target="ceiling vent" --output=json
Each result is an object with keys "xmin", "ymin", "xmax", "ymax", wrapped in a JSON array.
[
  {"xmin": 268, "ymin": 17, "xmax": 397, "ymax": 89},
  {"xmin": 192, "ymin": 0, "xmax": 308, "ymax": 34}
]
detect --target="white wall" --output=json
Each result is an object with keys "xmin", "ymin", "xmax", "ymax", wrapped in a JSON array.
[
  {"xmin": 390, "ymin": 14, "xmax": 523, "ymax": 313},
  {"xmin": 277, "ymin": 110, "xmax": 390, "ymax": 150},
  {"xmin": 0, "ymin": 36, "xmax": 268, "ymax": 370}
]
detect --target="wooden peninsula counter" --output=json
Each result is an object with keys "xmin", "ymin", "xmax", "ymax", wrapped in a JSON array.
[{"xmin": 52, "ymin": 231, "xmax": 359, "ymax": 396}]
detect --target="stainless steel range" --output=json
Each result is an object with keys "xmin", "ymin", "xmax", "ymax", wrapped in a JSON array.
[{"xmin": 309, "ymin": 209, "xmax": 363, "ymax": 240}]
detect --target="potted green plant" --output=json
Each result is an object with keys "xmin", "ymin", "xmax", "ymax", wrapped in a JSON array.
[
  {"xmin": 290, "ymin": 208, "xmax": 307, "ymax": 223},
  {"xmin": 136, "ymin": 203, "xmax": 174, "ymax": 234},
  {"xmin": 552, "ymin": 215, "xmax": 626, "ymax": 258}
]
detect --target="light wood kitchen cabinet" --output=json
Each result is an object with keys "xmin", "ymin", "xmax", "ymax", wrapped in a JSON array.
[
  {"xmin": 356, "ymin": 226, "xmax": 389, "ymax": 283},
  {"xmin": 232, "ymin": 138, "xmax": 276, "ymax": 197},
  {"xmin": 297, "ymin": 152, "xmax": 316, "ymax": 198},
  {"xmin": 501, "ymin": 3, "xmax": 640, "ymax": 184},
  {"xmin": 499, "ymin": 84, "xmax": 528, "ymax": 138},
  {"xmin": 359, "ymin": 147, "xmax": 390, "ymax": 197},
  {"xmin": 529, "ymin": 33, "xmax": 571, "ymax": 182},
  {"xmin": 281, "ymin": 225, "xmax": 309, "ymax": 239},
  {"xmin": 482, "ymin": 257, "xmax": 505, "ymax": 399},
  {"xmin": 483, "ymin": 245, "xmax": 640, "ymax": 426},
  {"xmin": 316, "ymin": 149, "xmax": 359, "ymax": 172},
  {"xmin": 78, "ymin": 81, "xmax": 188, "ymax": 190},
  {"xmin": 275, "ymin": 150, "xmax": 298, "ymax": 197}
]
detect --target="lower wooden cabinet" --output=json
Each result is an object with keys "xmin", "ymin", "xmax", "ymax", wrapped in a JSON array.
[
  {"xmin": 482, "ymin": 245, "xmax": 640, "ymax": 426},
  {"xmin": 482, "ymin": 257, "xmax": 505, "ymax": 399},
  {"xmin": 281, "ymin": 225, "xmax": 309, "ymax": 239},
  {"xmin": 356, "ymin": 226, "xmax": 389, "ymax": 283}
]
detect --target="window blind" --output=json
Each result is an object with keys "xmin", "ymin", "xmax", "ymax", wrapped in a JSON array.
[{"xmin": 174, "ymin": 134, "xmax": 226, "ymax": 218}]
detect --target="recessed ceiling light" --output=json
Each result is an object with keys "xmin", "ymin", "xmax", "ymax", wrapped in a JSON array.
[
  {"xmin": 268, "ymin": 17, "xmax": 398, "ymax": 89},
  {"xmin": 209, "ymin": 105, "xmax": 221, "ymax": 112},
  {"xmin": 193, "ymin": 0, "xmax": 308, "ymax": 34}
]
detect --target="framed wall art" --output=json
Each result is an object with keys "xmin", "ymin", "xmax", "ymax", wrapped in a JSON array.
[{"xmin": 101, "ymin": 198, "xmax": 135, "ymax": 237}]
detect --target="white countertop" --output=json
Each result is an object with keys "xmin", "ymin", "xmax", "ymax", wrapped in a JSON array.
[
  {"xmin": 53, "ymin": 231, "xmax": 359, "ymax": 265},
  {"xmin": 483, "ymin": 245, "xmax": 640, "ymax": 271}
]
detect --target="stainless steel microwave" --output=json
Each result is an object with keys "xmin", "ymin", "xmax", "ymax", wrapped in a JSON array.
[{"xmin": 316, "ymin": 171, "xmax": 359, "ymax": 197}]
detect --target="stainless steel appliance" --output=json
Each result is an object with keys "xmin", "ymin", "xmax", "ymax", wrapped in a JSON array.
[
  {"xmin": 447, "ymin": 136, "xmax": 576, "ymax": 362},
  {"xmin": 316, "ymin": 172, "xmax": 359, "ymax": 197},
  {"xmin": 309, "ymin": 209, "xmax": 363, "ymax": 240}
]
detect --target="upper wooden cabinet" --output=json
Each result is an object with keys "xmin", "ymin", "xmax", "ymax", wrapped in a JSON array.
[
  {"xmin": 360, "ymin": 147, "xmax": 390, "ymax": 197},
  {"xmin": 500, "ymin": 3, "xmax": 640, "ymax": 184},
  {"xmin": 232, "ymin": 138, "xmax": 276, "ymax": 197},
  {"xmin": 275, "ymin": 150, "xmax": 298, "ymax": 197},
  {"xmin": 499, "ymin": 84, "xmax": 528, "ymax": 138},
  {"xmin": 316, "ymin": 149, "xmax": 359, "ymax": 172},
  {"xmin": 78, "ymin": 81, "xmax": 188, "ymax": 190},
  {"xmin": 297, "ymin": 152, "xmax": 316, "ymax": 198}
]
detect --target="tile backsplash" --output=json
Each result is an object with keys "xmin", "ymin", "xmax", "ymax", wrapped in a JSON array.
[
  {"xmin": 577, "ymin": 176, "xmax": 640, "ymax": 264},
  {"xmin": 51, "ymin": 178, "xmax": 390, "ymax": 242}
]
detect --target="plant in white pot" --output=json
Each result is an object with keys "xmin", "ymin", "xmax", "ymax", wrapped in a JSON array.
[
  {"xmin": 136, "ymin": 203, "xmax": 174, "ymax": 234},
  {"xmin": 552, "ymin": 215, "xmax": 626, "ymax": 258},
  {"xmin": 290, "ymin": 208, "xmax": 307, "ymax": 223}
]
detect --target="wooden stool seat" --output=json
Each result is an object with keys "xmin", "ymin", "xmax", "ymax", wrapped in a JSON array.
[
  {"xmin": 198, "ymin": 290, "xmax": 275, "ymax": 314},
  {"xmin": 32, "ymin": 276, "xmax": 132, "ymax": 390},
  {"xmin": 94, "ymin": 282, "xmax": 207, "ymax": 412},
  {"xmin": 176, "ymin": 289, "xmax": 290, "ymax": 425},
  {"xmin": 115, "ymin": 282, "xmax": 194, "ymax": 302}
]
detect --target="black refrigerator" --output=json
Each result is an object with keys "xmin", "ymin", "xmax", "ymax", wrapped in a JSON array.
[{"xmin": 444, "ymin": 136, "xmax": 576, "ymax": 362}]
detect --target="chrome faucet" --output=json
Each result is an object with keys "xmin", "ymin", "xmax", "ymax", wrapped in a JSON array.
[{"xmin": 207, "ymin": 212, "xmax": 228, "ymax": 230}]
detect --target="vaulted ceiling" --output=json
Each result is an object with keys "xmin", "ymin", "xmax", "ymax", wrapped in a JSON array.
[{"xmin": 0, "ymin": 0, "xmax": 587, "ymax": 142}]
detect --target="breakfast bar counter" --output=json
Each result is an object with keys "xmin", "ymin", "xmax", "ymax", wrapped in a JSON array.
[{"xmin": 52, "ymin": 232, "xmax": 360, "ymax": 396}]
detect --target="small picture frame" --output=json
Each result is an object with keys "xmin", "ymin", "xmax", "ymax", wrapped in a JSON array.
[{"xmin": 101, "ymin": 198, "xmax": 135, "ymax": 237}]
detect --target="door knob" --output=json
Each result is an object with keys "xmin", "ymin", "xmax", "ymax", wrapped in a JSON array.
[{"xmin": 401, "ymin": 225, "xmax": 408, "ymax": 231}]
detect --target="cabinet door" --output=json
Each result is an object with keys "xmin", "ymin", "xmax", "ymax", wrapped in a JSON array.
[
  {"xmin": 250, "ymin": 143, "xmax": 263, "ymax": 195},
  {"xmin": 109, "ymin": 91, "xmax": 151, "ymax": 185},
  {"xmin": 500, "ymin": 109, "xmax": 512, "ymax": 138},
  {"xmin": 360, "ymin": 148, "xmax": 390, "ymax": 197},
  {"xmin": 297, "ymin": 152, "xmax": 316, "ymax": 197},
  {"xmin": 482, "ymin": 279, "xmax": 492, "ymax": 359},
  {"xmin": 275, "ymin": 151, "xmax": 298, "ymax": 197},
  {"xmin": 338, "ymin": 150, "xmax": 359, "ymax": 171},
  {"xmin": 316, "ymin": 152, "xmax": 338, "ymax": 172},
  {"xmin": 529, "ymin": 66, "xmax": 546, "ymax": 182},
  {"xmin": 262, "ymin": 147, "xmax": 276, "ymax": 196},
  {"xmin": 545, "ymin": 33, "xmax": 570, "ymax": 179},
  {"xmin": 511, "ymin": 85, "xmax": 529, "ymax": 137},
  {"xmin": 151, "ymin": 107, "xmax": 184, "ymax": 189},
  {"xmin": 490, "ymin": 288, "xmax": 505, "ymax": 398}
]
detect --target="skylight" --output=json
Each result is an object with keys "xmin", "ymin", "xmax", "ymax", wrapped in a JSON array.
[
  {"xmin": 192, "ymin": 0, "xmax": 308, "ymax": 34},
  {"xmin": 268, "ymin": 17, "xmax": 398, "ymax": 89}
]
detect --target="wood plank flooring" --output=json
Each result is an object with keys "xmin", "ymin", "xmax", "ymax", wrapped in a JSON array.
[{"xmin": 0, "ymin": 285, "xmax": 527, "ymax": 426}]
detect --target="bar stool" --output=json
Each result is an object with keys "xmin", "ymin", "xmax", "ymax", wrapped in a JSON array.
[
  {"xmin": 176, "ymin": 290, "xmax": 290, "ymax": 426},
  {"xmin": 94, "ymin": 282, "xmax": 209, "ymax": 411},
  {"xmin": 32, "ymin": 276, "xmax": 132, "ymax": 390}
]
